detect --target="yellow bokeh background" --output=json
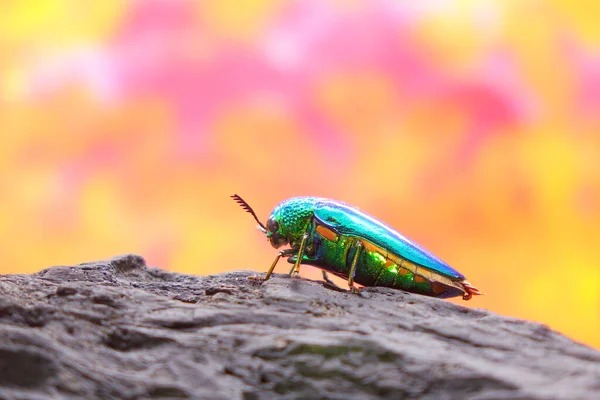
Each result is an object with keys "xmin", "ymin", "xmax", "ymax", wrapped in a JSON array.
[{"xmin": 1, "ymin": 1, "xmax": 598, "ymax": 348}]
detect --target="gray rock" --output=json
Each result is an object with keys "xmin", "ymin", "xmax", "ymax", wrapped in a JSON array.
[{"xmin": 0, "ymin": 254, "xmax": 598, "ymax": 400}]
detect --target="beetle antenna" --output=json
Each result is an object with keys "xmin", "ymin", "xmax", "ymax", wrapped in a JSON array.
[{"xmin": 231, "ymin": 194, "xmax": 267, "ymax": 232}]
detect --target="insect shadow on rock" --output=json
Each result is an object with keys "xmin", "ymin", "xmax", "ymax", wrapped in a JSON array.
[{"xmin": 231, "ymin": 194, "xmax": 483, "ymax": 300}]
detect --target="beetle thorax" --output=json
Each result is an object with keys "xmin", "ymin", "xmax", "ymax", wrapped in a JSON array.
[{"xmin": 270, "ymin": 197, "xmax": 319, "ymax": 248}]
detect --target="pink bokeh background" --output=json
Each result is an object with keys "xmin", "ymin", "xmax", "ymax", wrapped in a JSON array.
[{"xmin": 1, "ymin": 1, "xmax": 599, "ymax": 348}]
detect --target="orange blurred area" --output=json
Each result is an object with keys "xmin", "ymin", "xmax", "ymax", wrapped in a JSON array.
[{"xmin": 1, "ymin": 1, "xmax": 599, "ymax": 349}]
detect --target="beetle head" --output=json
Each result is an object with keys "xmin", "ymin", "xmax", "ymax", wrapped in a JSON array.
[
  {"xmin": 265, "ymin": 215, "xmax": 288, "ymax": 249},
  {"xmin": 231, "ymin": 194, "xmax": 289, "ymax": 249},
  {"xmin": 266, "ymin": 197, "xmax": 319, "ymax": 249},
  {"xmin": 232, "ymin": 195, "xmax": 318, "ymax": 250}
]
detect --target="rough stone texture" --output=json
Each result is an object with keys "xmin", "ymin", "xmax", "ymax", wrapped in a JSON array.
[{"xmin": 0, "ymin": 254, "xmax": 598, "ymax": 400}]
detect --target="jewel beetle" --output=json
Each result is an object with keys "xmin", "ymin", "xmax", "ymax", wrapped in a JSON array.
[{"xmin": 232, "ymin": 194, "xmax": 482, "ymax": 300}]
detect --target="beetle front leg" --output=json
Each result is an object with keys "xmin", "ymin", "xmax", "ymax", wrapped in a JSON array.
[
  {"xmin": 289, "ymin": 232, "xmax": 309, "ymax": 277},
  {"xmin": 250, "ymin": 248, "xmax": 296, "ymax": 282},
  {"xmin": 347, "ymin": 241, "xmax": 363, "ymax": 294}
]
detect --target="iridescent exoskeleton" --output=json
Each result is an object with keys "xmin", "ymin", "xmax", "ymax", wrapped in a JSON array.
[{"xmin": 232, "ymin": 195, "xmax": 482, "ymax": 300}]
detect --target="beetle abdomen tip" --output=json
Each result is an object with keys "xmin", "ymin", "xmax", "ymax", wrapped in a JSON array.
[{"xmin": 461, "ymin": 280, "xmax": 484, "ymax": 301}]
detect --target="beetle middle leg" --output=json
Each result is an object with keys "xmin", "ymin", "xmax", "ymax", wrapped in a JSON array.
[
  {"xmin": 320, "ymin": 271, "xmax": 347, "ymax": 292},
  {"xmin": 289, "ymin": 232, "xmax": 309, "ymax": 277},
  {"xmin": 347, "ymin": 241, "xmax": 363, "ymax": 294}
]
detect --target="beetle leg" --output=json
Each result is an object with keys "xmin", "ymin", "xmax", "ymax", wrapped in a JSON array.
[
  {"xmin": 347, "ymin": 241, "xmax": 363, "ymax": 294},
  {"xmin": 322, "ymin": 271, "xmax": 336, "ymax": 285},
  {"xmin": 289, "ymin": 232, "xmax": 309, "ymax": 277},
  {"xmin": 262, "ymin": 248, "xmax": 296, "ymax": 281},
  {"xmin": 321, "ymin": 271, "xmax": 347, "ymax": 292}
]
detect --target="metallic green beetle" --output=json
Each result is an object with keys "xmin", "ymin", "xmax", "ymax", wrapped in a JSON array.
[{"xmin": 232, "ymin": 194, "xmax": 482, "ymax": 300}]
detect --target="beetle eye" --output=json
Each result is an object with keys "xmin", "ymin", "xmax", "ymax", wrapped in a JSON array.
[
  {"xmin": 267, "ymin": 217, "xmax": 279, "ymax": 233},
  {"xmin": 269, "ymin": 233, "xmax": 288, "ymax": 249}
]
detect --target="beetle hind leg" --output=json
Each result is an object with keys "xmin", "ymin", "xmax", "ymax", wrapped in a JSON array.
[{"xmin": 347, "ymin": 241, "xmax": 364, "ymax": 295}]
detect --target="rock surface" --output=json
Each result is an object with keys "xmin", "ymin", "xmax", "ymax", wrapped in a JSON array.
[{"xmin": 0, "ymin": 254, "xmax": 598, "ymax": 400}]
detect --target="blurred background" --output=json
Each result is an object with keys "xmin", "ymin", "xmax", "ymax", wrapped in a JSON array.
[{"xmin": 1, "ymin": 0, "xmax": 598, "ymax": 348}]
